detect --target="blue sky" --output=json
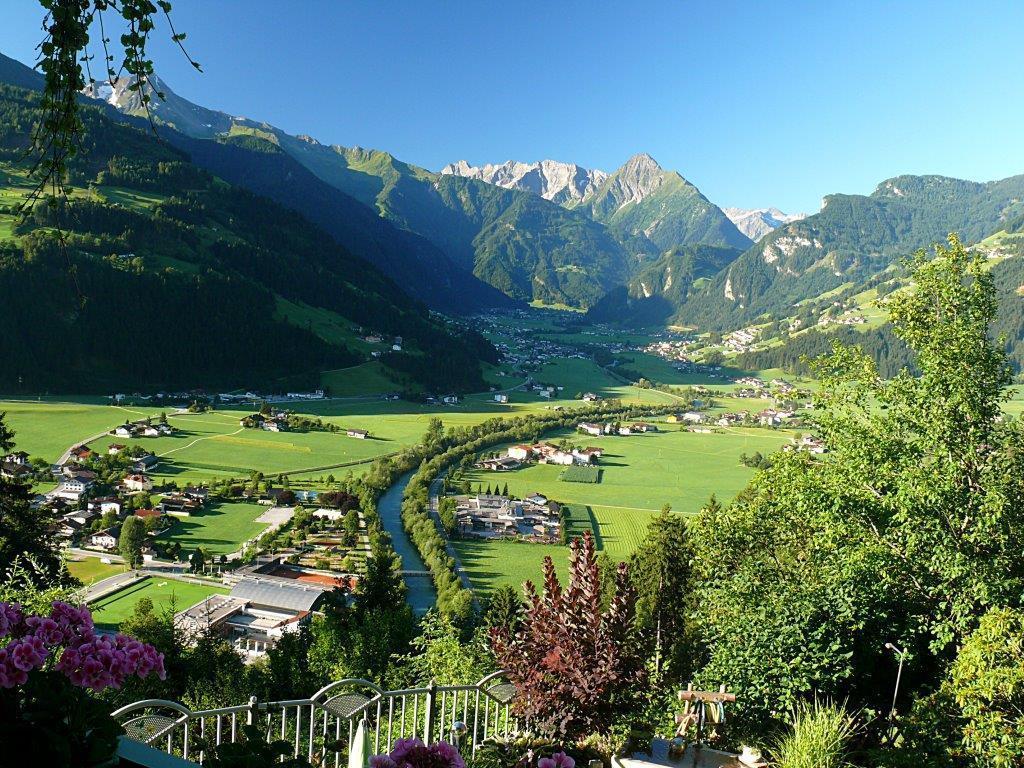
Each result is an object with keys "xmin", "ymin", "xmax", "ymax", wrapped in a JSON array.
[{"xmin": 2, "ymin": 0, "xmax": 1023, "ymax": 213}]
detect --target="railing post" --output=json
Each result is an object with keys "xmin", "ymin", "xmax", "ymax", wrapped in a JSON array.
[
  {"xmin": 423, "ymin": 680, "xmax": 437, "ymax": 744},
  {"xmin": 247, "ymin": 695, "xmax": 258, "ymax": 726}
]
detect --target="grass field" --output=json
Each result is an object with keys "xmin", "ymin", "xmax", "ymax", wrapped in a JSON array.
[
  {"xmin": 155, "ymin": 500, "xmax": 271, "ymax": 555},
  {"xmin": 87, "ymin": 409, "xmax": 400, "ymax": 485},
  {"xmin": 0, "ymin": 399, "xmax": 160, "ymax": 462},
  {"xmin": 320, "ymin": 361, "xmax": 400, "ymax": 397},
  {"xmin": 452, "ymin": 423, "xmax": 795, "ymax": 594},
  {"xmin": 559, "ymin": 465, "xmax": 600, "ymax": 483},
  {"xmin": 90, "ymin": 576, "xmax": 228, "ymax": 629},
  {"xmin": 66, "ymin": 557, "xmax": 125, "ymax": 585}
]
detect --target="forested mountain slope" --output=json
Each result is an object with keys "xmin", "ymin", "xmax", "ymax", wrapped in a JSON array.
[
  {"xmin": 679, "ymin": 173, "xmax": 1024, "ymax": 328},
  {"xmin": 0, "ymin": 52, "xmax": 507, "ymax": 314},
  {"xmin": 0, "ymin": 82, "xmax": 494, "ymax": 393},
  {"xmin": 74, "ymin": 69, "xmax": 635, "ymax": 308},
  {"xmin": 586, "ymin": 244, "xmax": 742, "ymax": 326}
]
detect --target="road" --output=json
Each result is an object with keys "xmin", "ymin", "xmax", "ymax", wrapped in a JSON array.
[
  {"xmin": 82, "ymin": 569, "xmax": 145, "ymax": 603},
  {"xmin": 376, "ymin": 472, "xmax": 437, "ymax": 614}
]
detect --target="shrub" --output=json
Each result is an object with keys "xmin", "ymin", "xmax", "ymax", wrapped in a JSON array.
[
  {"xmin": 771, "ymin": 699, "xmax": 858, "ymax": 768},
  {"xmin": 949, "ymin": 607, "xmax": 1024, "ymax": 767},
  {"xmin": 490, "ymin": 532, "xmax": 644, "ymax": 740}
]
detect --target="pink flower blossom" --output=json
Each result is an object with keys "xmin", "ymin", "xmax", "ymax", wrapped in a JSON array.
[
  {"xmin": 538, "ymin": 753, "xmax": 575, "ymax": 768},
  {"xmin": 0, "ymin": 602, "xmax": 23, "ymax": 639},
  {"xmin": 371, "ymin": 737, "xmax": 465, "ymax": 768},
  {"xmin": 0, "ymin": 602, "xmax": 164, "ymax": 689},
  {"xmin": 8, "ymin": 636, "xmax": 48, "ymax": 672}
]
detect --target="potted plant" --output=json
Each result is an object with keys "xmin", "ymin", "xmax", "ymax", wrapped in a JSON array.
[{"xmin": 0, "ymin": 600, "xmax": 166, "ymax": 766}]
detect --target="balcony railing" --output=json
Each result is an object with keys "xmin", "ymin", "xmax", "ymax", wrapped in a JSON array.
[{"xmin": 111, "ymin": 672, "xmax": 518, "ymax": 765}]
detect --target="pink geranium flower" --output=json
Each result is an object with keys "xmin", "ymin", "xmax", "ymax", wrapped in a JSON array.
[
  {"xmin": 0, "ymin": 601, "xmax": 165, "ymax": 689},
  {"xmin": 539, "ymin": 752, "xmax": 575, "ymax": 768}
]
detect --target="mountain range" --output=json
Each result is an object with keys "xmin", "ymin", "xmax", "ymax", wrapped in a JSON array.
[
  {"xmin": 79, "ymin": 71, "xmax": 765, "ymax": 308},
  {"xmin": 0, "ymin": 54, "xmax": 496, "ymax": 393},
  {"xmin": 5, "ymin": 49, "xmax": 1024, "ymax": 384}
]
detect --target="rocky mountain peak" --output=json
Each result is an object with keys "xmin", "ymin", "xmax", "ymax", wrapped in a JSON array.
[
  {"xmin": 723, "ymin": 207, "xmax": 807, "ymax": 241},
  {"xmin": 439, "ymin": 158, "xmax": 608, "ymax": 205}
]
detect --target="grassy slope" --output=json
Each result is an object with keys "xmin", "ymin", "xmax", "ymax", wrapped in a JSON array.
[{"xmin": 0, "ymin": 400, "xmax": 163, "ymax": 462}]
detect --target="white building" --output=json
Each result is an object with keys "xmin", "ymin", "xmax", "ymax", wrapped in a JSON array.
[{"xmin": 123, "ymin": 473, "xmax": 153, "ymax": 492}]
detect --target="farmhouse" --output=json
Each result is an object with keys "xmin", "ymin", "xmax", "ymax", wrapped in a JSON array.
[
  {"xmin": 346, "ymin": 428, "xmax": 369, "ymax": 439},
  {"xmin": 51, "ymin": 477, "xmax": 92, "ymax": 501},
  {"xmin": 533, "ymin": 443, "xmax": 574, "ymax": 465},
  {"xmin": 493, "ymin": 393, "xmax": 509, "ymax": 403},
  {"xmin": 112, "ymin": 420, "xmax": 175, "ymax": 439},
  {"xmin": 578, "ymin": 422, "xmax": 604, "ymax": 437},
  {"xmin": 123, "ymin": 473, "xmax": 153, "ymax": 492},
  {"xmin": 131, "ymin": 453, "xmax": 159, "ymax": 473},
  {"xmin": 88, "ymin": 527, "xmax": 119, "ymax": 550},
  {"xmin": 160, "ymin": 493, "xmax": 202, "ymax": 516},
  {"xmin": 69, "ymin": 445, "xmax": 93, "ymax": 461},
  {"xmin": 0, "ymin": 460, "xmax": 31, "ymax": 481},
  {"xmin": 107, "ymin": 444, "xmax": 126, "ymax": 455},
  {"xmin": 2, "ymin": 451, "xmax": 29, "ymax": 466},
  {"xmin": 507, "ymin": 445, "xmax": 533, "ymax": 461},
  {"xmin": 581, "ymin": 392, "xmax": 601, "ymax": 402},
  {"xmin": 571, "ymin": 447, "xmax": 601, "ymax": 464},
  {"xmin": 88, "ymin": 497, "xmax": 123, "ymax": 516},
  {"xmin": 240, "ymin": 413, "xmax": 289, "ymax": 432},
  {"xmin": 479, "ymin": 456, "xmax": 521, "ymax": 471}
]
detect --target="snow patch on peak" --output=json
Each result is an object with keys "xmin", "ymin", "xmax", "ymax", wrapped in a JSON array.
[
  {"xmin": 723, "ymin": 207, "xmax": 807, "ymax": 241},
  {"xmin": 440, "ymin": 158, "xmax": 608, "ymax": 205}
]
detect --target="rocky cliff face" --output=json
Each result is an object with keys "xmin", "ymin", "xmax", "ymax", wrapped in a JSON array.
[{"xmin": 440, "ymin": 158, "xmax": 608, "ymax": 205}]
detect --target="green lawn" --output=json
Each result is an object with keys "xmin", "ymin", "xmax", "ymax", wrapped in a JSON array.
[
  {"xmin": 66, "ymin": 557, "xmax": 125, "ymax": 585},
  {"xmin": 453, "ymin": 538, "xmax": 570, "ymax": 597},
  {"xmin": 453, "ymin": 423, "xmax": 795, "ymax": 594},
  {"xmin": 90, "ymin": 576, "xmax": 228, "ymax": 629},
  {"xmin": 0, "ymin": 399, "xmax": 160, "ymax": 462},
  {"xmin": 155, "ymin": 500, "xmax": 270, "ymax": 555},
  {"xmin": 87, "ymin": 409, "xmax": 400, "ymax": 485}
]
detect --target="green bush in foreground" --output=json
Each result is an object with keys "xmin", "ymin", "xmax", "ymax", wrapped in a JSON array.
[{"xmin": 771, "ymin": 699, "xmax": 859, "ymax": 768}]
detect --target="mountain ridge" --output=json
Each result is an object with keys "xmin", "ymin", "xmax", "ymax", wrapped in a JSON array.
[{"xmin": 722, "ymin": 207, "xmax": 807, "ymax": 241}]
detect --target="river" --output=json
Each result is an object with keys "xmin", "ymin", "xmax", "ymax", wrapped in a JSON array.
[{"xmin": 376, "ymin": 471, "xmax": 437, "ymax": 614}]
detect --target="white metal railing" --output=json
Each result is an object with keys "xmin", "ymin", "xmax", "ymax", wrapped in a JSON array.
[{"xmin": 111, "ymin": 672, "xmax": 518, "ymax": 765}]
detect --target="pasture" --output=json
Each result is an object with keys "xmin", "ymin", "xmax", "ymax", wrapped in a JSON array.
[
  {"xmin": 88, "ymin": 409, "xmax": 400, "ymax": 485},
  {"xmin": 452, "ymin": 423, "xmax": 795, "ymax": 594},
  {"xmin": 0, "ymin": 399, "xmax": 160, "ymax": 462},
  {"xmin": 90, "ymin": 576, "xmax": 228, "ymax": 629}
]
